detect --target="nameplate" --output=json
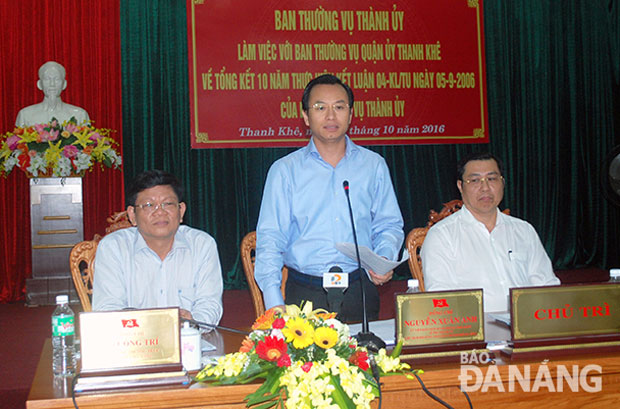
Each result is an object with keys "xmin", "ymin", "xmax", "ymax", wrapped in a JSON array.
[
  {"xmin": 80, "ymin": 308, "xmax": 181, "ymax": 375},
  {"xmin": 395, "ymin": 289, "xmax": 484, "ymax": 347},
  {"xmin": 511, "ymin": 283, "xmax": 620, "ymax": 341}
]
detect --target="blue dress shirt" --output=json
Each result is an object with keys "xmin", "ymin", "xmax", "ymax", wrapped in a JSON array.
[{"xmin": 255, "ymin": 136, "xmax": 404, "ymax": 309}]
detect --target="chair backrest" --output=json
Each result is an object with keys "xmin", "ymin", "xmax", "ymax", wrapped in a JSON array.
[
  {"xmin": 69, "ymin": 210, "xmax": 132, "ymax": 312},
  {"xmin": 406, "ymin": 200, "xmax": 511, "ymax": 291},
  {"xmin": 405, "ymin": 227, "xmax": 428, "ymax": 292},
  {"xmin": 69, "ymin": 239, "xmax": 99, "ymax": 312},
  {"xmin": 427, "ymin": 199, "xmax": 463, "ymax": 227},
  {"xmin": 105, "ymin": 211, "xmax": 132, "ymax": 234},
  {"xmin": 240, "ymin": 231, "xmax": 288, "ymax": 318}
]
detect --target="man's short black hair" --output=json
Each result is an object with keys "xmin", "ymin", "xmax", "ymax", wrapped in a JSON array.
[
  {"xmin": 301, "ymin": 74, "xmax": 354, "ymax": 111},
  {"xmin": 456, "ymin": 152, "xmax": 504, "ymax": 181},
  {"xmin": 126, "ymin": 169, "xmax": 184, "ymax": 206}
]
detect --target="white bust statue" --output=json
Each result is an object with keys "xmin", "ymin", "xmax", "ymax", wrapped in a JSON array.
[{"xmin": 15, "ymin": 61, "xmax": 90, "ymax": 127}]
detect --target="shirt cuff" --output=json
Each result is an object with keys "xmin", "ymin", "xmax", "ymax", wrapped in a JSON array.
[{"xmin": 263, "ymin": 285, "xmax": 285, "ymax": 310}]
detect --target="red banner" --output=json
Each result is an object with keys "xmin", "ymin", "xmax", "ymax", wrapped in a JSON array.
[{"xmin": 187, "ymin": 0, "xmax": 488, "ymax": 148}]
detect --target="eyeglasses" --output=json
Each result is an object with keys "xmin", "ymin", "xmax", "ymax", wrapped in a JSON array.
[
  {"xmin": 464, "ymin": 176, "xmax": 504, "ymax": 187},
  {"xmin": 310, "ymin": 102, "xmax": 350, "ymax": 114},
  {"xmin": 134, "ymin": 201, "xmax": 180, "ymax": 214}
]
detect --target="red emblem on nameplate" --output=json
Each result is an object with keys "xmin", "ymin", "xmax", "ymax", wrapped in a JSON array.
[
  {"xmin": 433, "ymin": 299, "xmax": 449, "ymax": 308},
  {"xmin": 122, "ymin": 319, "xmax": 139, "ymax": 328}
]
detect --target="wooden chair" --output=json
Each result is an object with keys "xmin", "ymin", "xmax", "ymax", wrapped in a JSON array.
[
  {"xmin": 69, "ymin": 239, "xmax": 99, "ymax": 312},
  {"xmin": 105, "ymin": 210, "xmax": 132, "ymax": 234},
  {"xmin": 240, "ymin": 231, "xmax": 288, "ymax": 319},
  {"xmin": 405, "ymin": 227, "xmax": 428, "ymax": 292},
  {"xmin": 406, "ymin": 200, "xmax": 511, "ymax": 291},
  {"xmin": 69, "ymin": 210, "xmax": 132, "ymax": 312},
  {"xmin": 427, "ymin": 199, "xmax": 463, "ymax": 227}
]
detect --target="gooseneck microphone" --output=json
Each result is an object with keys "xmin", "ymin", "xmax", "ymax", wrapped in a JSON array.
[
  {"xmin": 326, "ymin": 266, "xmax": 345, "ymax": 315},
  {"xmin": 181, "ymin": 317, "xmax": 250, "ymax": 335},
  {"xmin": 342, "ymin": 180, "xmax": 386, "ymax": 352}
]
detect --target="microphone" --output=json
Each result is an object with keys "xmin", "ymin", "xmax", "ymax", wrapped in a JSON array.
[
  {"xmin": 181, "ymin": 317, "xmax": 250, "ymax": 336},
  {"xmin": 326, "ymin": 266, "xmax": 345, "ymax": 315},
  {"xmin": 342, "ymin": 180, "xmax": 386, "ymax": 352}
]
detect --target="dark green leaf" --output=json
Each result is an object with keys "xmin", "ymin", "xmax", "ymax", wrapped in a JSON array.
[
  {"xmin": 250, "ymin": 401, "xmax": 279, "ymax": 409},
  {"xmin": 245, "ymin": 391, "xmax": 280, "ymax": 406}
]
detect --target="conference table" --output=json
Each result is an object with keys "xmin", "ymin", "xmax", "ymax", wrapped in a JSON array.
[{"xmin": 27, "ymin": 319, "xmax": 620, "ymax": 409}]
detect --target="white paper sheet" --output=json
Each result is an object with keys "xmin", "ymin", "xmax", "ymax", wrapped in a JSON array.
[{"xmin": 335, "ymin": 243, "xmax": 408, "ymax": 275}]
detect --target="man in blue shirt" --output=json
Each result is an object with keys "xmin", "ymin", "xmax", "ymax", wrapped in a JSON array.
[
  {"xmin": 93, "ymin": 170, "xmax": 223, "ymax": 327},
  {"xmin": 255, "ymin": 74, "xmax": 404, "ymax": 322}
]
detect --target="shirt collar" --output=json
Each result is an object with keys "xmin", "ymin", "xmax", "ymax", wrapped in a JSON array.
[
  {"xmin": 132, "ymin": 225, "xmax": 189, "ymax": 256},
  {"xmin": 305, "ymin": 135, "xmax": 358, "ymax": 160},
  {"xmin": 460, "ymin": 204, "xmax": 504, "ymax": 227}
]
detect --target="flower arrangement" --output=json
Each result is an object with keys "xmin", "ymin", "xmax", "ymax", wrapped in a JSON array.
[
  {"xmin": 195, "ymin": 302, "xmax": 416, "ymax": 409},
  {"xmin": 0, "ymin": 117, "xmax": 122, "ymax": 178}
]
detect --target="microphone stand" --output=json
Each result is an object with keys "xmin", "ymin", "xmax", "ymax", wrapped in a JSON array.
[
  {"xmin": 182, "ymin": 317, "xmax": 250, "ymax": 335},
  {"xmin": 343, "ymin": 180, "xmax": 386, "ymax": 352}
]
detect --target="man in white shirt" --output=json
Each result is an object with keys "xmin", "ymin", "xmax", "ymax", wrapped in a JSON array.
[
  {"xmin": 421, "ymin": 152, "xmax": 560, "ymax": 312},
  {"xmin": 93, "ymin": 170, "xmax": 223, "ymax": 326}
]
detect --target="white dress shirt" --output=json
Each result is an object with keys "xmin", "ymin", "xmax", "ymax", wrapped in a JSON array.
[
  {"xmin": 421, "ymin": 205, "xmax": 560, "ymax": 312},
  {"xmin": 92, "ymin": 225, "xmax": 223, "ymax": 326}
]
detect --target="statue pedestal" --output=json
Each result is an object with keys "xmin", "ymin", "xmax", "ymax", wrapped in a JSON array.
[{"xmin": 27, "ymin": 177, "xmax": 84, "ymax": 305}]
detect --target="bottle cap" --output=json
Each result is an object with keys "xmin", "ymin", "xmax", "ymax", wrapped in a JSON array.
[
  {"xmin": 408, "ymin": 279, "xmax": 419, "ymax": 288},
  {"xmin": 56, "ymin": 295, "xmax": 69, "ymax": 304}
]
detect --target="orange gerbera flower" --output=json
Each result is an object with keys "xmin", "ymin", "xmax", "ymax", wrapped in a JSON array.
[
  {"xmin": 252, "ymin": 308, "xmax": 276, "ymax": 330},
  {"xmin": 239, "ymin": 336, "xmax": 255, "ymax": 353}
]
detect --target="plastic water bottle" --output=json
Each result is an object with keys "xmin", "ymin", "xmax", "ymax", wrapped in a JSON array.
[
  {"xmin": 610, "ymin": 269, "xmax": 620, "ymax": 283},
  {"xmin": 406, "ymin": 279, "xmax": 420, "ymax": 293},
  {"xmin": 52, "ymin": 295, "xmax": 76, "ymax": 377}
]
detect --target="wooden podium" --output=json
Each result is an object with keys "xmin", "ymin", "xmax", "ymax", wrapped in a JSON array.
[{"xmin": 27, "ymin": 177, "xmax": 84, "ymax": 305}]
